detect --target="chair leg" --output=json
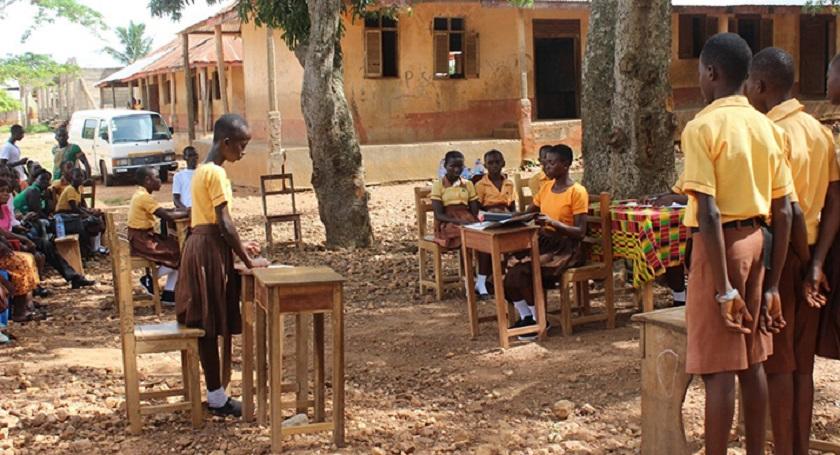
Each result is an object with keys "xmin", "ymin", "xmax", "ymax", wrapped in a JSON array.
[
  {"xmin": 418, "ymin": 249, "xmax": 427, "ymax": 293},
  {"xmin": 123, "ymin": 350, "xmax": 142, "ymax": 434},
  {"xmin": 433, "ymin": 249, "xmax": 444, "ymax": 301},
  {"xmin": 186, "ymin": 342, "xmax": 204, "ymax": 429},
  {"xmin": 294, "ymin": 219, "xmax": 303, "ymax": 249},
  {"xmin": 151, "ymin": 265, "xmax": 162, "ymax": 317},
  {"xmin": 265, "ymin": 222, "xmax": 272, "ymax": 246},
  {"xmin": 561, "ymin": 280, "xmax": 573, "ymax": 337},
  {"xmin": 605, "ymin": 275, "xmax": 616, "ymax": 330},
  {"xmin": 181, "ymin": 350, "xmax": 190, "ymax": 401}
]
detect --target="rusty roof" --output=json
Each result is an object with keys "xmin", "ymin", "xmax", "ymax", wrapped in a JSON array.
[
  {"xmin": 179, "ymin": 2, "xmax": 241, "ymax": 35},
  {"xmin": 127, "ymin": 34, "xmax": 243, "ymax": 80}
]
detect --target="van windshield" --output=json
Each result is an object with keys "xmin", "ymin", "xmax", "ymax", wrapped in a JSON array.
[{"xmin": 110, "ymin": 114, "xmax": 171, "ymax": 143}]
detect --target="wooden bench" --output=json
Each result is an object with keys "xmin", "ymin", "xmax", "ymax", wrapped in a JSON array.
[{"xmin": 55, "ymin": 234, "xmax": 83, "ymax": 275}]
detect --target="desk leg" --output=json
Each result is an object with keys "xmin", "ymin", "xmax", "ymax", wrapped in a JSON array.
[
  {"xmin": 241, "ymin": 278, "xmax": 255, "ymax": 422},
  {"xmin": 462, "ymin": 241, "xmax": 479, "ymax": 339},
  {"xmin": 642, "ymin": 283, "xmax": 654, "ymax": 313},
  {"xmin": 490, "ymin": 239, "xmax": 510, "ymax": 349},
  {"xmin": 269, "ymin": 289, "xmax": 285, "ymax": 453},
  {"xmin": 221, "ymin": 335, "xmax": 232, "ymax": 389},
  {"xmin": 256, "ymin": 301, "xmax": 268, "ymax": 426},
  {"xmin": 295, "ymin": 313, "xmax": 310, "ymax": 414},
  {"xmin": 332, "ymin": 287, "xmax": 345, "ymax": 448},
  {"xmin": 530, "ymin": 231, "xmax": 547, "ymax": 341},
  {"xmin": 313, "ymin": 313, "xmax": 326, "ymax": 423}
]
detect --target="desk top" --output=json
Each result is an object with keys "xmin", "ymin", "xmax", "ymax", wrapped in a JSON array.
[
  {"xmin": 461, "ymin": 224, "xmax": 539, "ymax": 236},
  {"xmin": 631, "ymin": 306, "xmax": 686, "ymax": 333},
  {"xmin": 253, "ymin": 266, "xmax": 345, "ymax": 287}
]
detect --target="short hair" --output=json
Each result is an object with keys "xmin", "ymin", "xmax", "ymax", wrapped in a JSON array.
[
  {"xmin": 444, "ymin": 150, "xmax": 464, "ymax": 165},
  {"xmin": 135, "ymin": 166, "xmax": 155, "ymax": 184},
  {"xmin": 69, "ymin": 167, "xmax": 85, "ymax": 179},
  {"xmin": 700, "ymin": 33, "xmax": 752, "ymax": 87},
  {"xmin": 0, "ymin": 178, "xmax": 11, "ymax": 191},
  {"xmin": 538, "ymin": 145, "xmax": 553, "ymax": 159},
  {"xmin": 55, "ymin": 126, "xmax": 68, "ymax": 135},
  {"xmin": 33, "ymin": 169, "xmax": 51, "ymax": 180},
  {"xmin": 213, "ymin": 114, "xmax": 249, "ymax": 144},
  {"xmin": 183, "ymin": 146, "xmax": 197, "ymax": 156},
  {"xmin": 10, "ymin": 125, "xmax": 23, "ymax": 135},
  {"xmin": 484, "ymin": 149, "xmax": 504, "ymax": 161},
  {"xmin": 547, "ymin": 144, "xmax": 574, "ymax": 166},
  {"xmin": 750, "ymin": 47, "xmax": 795, "ymax": 92}
]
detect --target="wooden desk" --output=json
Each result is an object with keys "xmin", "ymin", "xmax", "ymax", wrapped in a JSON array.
[
  {"xmin": 252, "ymin": 266, "xmax": 346, "ymax": 453},
  {"xmin": 460, "ymin": 225, "xmax": 546, "ymax": 348},
  {"xmin": 631, "ymin": 307, "xmax": 840, "ymax": 454}
]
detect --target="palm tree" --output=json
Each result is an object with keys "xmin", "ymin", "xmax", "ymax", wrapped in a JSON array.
[{"xmin": 103, "ymin": 21, "xmax": 153, "ymax": 65}]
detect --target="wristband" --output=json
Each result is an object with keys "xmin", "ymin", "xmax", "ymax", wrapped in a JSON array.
[{"xmin": 715, "ymin": 288, "xmax": 740, "ymax": 304}]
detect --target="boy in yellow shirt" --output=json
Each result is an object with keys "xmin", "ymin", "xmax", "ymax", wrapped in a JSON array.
[
  {"xmin": 745, "ymin": 47, "xmax": 840, "ymax": 454},
  {"xmin": 473, "ymin": 149, "xmax": 515, "ymax": 298},
  {"xmin": 683, "ymin": 33, "xmax": 793, "ymax": 455},
  {"xmin": 55, "ymin": 168, "xmax": 107, "ymax": 257}
]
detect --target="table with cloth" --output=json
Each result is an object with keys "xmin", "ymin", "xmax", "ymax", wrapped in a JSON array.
[{"xmin": 608, "ymin": 202, "xmax": 689, "ymax": 312}]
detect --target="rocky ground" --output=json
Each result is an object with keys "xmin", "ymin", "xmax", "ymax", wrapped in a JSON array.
[{"xmin": 0, "ymin": 136, "xmax": 838, "ymax": 454}]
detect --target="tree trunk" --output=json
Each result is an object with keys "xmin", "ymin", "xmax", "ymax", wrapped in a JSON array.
[
  {"xmin": 581, "ymin": 0, "xmax": 617, "ymax": 194},
  {"xmin": 20, "ymin": 84, "xmax": 29, "ymax": 129},
  {"xmin": 608, "ymin": 0, "xmax": 675, "ymax": 199},
  {"xmin": 297, "ymin": 0, "xmax": 372, "ymax": 248}
]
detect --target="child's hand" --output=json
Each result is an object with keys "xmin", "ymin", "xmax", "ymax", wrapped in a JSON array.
[
  {"xmin": 249, "ymin": 257, "xmax": 270, "ymax": 269},
  {"xmin": 760, "ymin": 287, "xmax": 786, "ymax": 334},
  {"xmin": 535, "ymin": 215, "xmax": 555, "ymax": 229},
  {"xmin": 803, "ymin": 264, "xmax": 830, "ymax": 308},
  {"xmin": 719, "ymin": 294, "xmax": 752, "ymax": 335},
  {"xmin": 244, "ymin": 241, "xmax": 261, "ymax": 257}
]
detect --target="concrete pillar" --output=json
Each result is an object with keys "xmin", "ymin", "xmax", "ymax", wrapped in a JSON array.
[
  {"xmin": 182, "ymin": 33, "xmax": 196, "ymax": 144},
  {"xmin": 516, "ymin": 8, "xmax": 535, "ymax": 160},
  {"xmin": 214, "ymin": 24, "xmax": 229, "ymax": 113}
]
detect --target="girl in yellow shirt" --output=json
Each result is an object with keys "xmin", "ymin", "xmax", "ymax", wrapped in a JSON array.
[{"xmin": 430, "ymin": 151, "xmax": 480, "ymax": 249}]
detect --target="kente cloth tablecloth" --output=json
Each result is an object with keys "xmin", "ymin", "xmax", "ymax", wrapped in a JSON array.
[{"xmin": 609, "ymin": 204, "xmax": 688, "ymax": 288}]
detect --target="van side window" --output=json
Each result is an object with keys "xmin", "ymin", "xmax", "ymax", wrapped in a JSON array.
[
  {"xmin": 98, "ymin": 120, "xmax": 108, "ymax": 140},
  {"xmin": 81, "ymin": 119, "xmax": 97, "ymax": 140}
]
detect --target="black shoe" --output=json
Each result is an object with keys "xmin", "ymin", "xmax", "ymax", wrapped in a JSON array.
[
  {"xmin": 510, "ymin": 315, "xmax": 536, "ymax": 330},
  {"xmin": 476, "ymin": 292, "xmax": 493, "ymax": 301},
  {"xmin": 208, "ymin": 397, "xmax": 242, "ymax": 418},
  {"xmin": 139, "ymin": 274, "xmax": 154, "ymax": 295},
  {"xmin": 71, "ymin": 276, "xmax": 96, "ymax": 289},
  {"xmin": 33, "ymin": 286, "xmax": 50, "ymax": 298},
  {"xmin": 161, "ymin": 290, "xmax": 175, "ymax": 306}
]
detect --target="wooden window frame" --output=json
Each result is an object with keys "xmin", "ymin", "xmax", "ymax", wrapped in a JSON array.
[
  {"xmin": 364, "ymin": 15, "xmax": 399, "ymax": 79},
  {"xmin": 433, "ymin": 17, "xmax": 479, "ymax": 80},
  {"xmin": 678, "ymin": 14, "xmax": 719, "ymax": 60}
]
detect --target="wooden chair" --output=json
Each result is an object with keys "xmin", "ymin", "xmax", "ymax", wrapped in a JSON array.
[
  {"xmin": 114, "ymin": 239, "xmax": 205, "ymax": 434},
  {"xmin": 55, "ymin": 234, "xmax": 84, "ymax": 275},
  {"xmin": 513, "ymin": 173, "xmax": 533, "ymax": 211},
  {"xmin": 414, "ymin": 187, "xmax": 464, "ymax": 301},
  {"xmin": 81, "ymin": 180, "xmax": 95, "ymax": 208},
  {"xmin": 260, "ymin": 174, "xmax": 302, "ymax": 248},
  {"xmin": 546, "ymin": 192, "xmax": 616, "ymax": 336},
  {"xmin": 105, "ymin": 212, "xmax": 162, "ymax": 316}
]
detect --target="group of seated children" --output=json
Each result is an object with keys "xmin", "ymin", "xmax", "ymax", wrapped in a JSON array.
[{"xmin": 430, "ymin": 144, "xmax": 587, "ymax": 341}]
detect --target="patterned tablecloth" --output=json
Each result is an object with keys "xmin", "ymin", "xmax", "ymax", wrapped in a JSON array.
[{"xmin": 609, "ymin": 203, "xmax": 689, "ymax": 288}]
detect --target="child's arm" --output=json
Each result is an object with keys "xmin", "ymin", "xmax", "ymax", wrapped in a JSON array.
[
  {"xmin": 215, "ymin": 202, "xmax": 255, "ymax": 268},
  {"xmin": 536, "ymin": 213, "xmax": 586, "ymax": 239},
  {"xmin": 696, "ymin": 192, "xmax": 752, "ymax": 334},
  {"xmin": 468, "ymin": 200, "xmax": 480, "ymax": 217},
  {"xmin": 804, "ymin": 182, "xmax": 840, "ymax": 307},
  {"xmin": 153, "ymin": 207, "xmax": 190, "ymax": 223},
  {"xmin": 763, "ymin": 195, "xmax": 792, "ymax": 333},
  {"xmin": 789, "ymin": 202, "xmax": 809, "ymax": 264},
  {"xmin": 173, "ymin": 194, "xmax": 187, "ymax": 210}
]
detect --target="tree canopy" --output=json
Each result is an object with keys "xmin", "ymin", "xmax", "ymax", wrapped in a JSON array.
[
  {"xmin": 103, "ymin": 21, "xmax": 153, "ymax": 65},
  {"xmin": 0, "ymin": 53, "xmax": 78, "ymax": 90},
  {"xmin": 0, "ymin": 0, "xmax": 107, "ymax": 41},
  {"xmin": 0, "ymin": 90, "xmax": 21, "ymax": 114}
]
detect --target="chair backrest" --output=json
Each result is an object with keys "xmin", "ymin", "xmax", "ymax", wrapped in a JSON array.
[
  {"xmin": 414, "ymin": 187, "xmax": 434, "ymax": 240},
  {"xmin": 260, "ymin": 173, "xmax": 297, "ymax": 218},
  {"xmin": 114, "ymin": 237, "xmax": 136, "ymax": 347},
  {"xmin": 513, "ymin": 173, "xmax": 532, "ymax": 212},
  {"xmin": 105, "ymin": 212, "xmax": 122, "ymax": 308},
  {"xmin": 583, "ymin": 192, "xmax": 613, "ymax": 268},
  {"xmin": 81, "ymin": 180, "xmax": 95, "ymax": 208}
]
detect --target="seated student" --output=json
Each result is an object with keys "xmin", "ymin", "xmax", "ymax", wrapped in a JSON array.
[
  {"xmin": 0, "ymin": 237, "xmax": 41, "ymax": 323},
  {"xmin": 473, "ymin": 149, "xmax": 515, "ymax": 299},
  {"xmin": 173, "ymin": 146, "xmax": 199, "ymax": 209},
  {"xmin": 683, "ymin": 33, "xmax": 792, "ymax": 455},
  {"xmin": 56, "ymin": 168, "xmax": 107, "ymax": 256},
  {"xmin": 51, "ymin": 126, "xmax": 91, "ymax": 182},
  {"xmin": 128, "ymin": 167, "xmax": 189, "ymax": 305},
  {"xmin": 651, "ymin": 173, "xmax": 690, "ymax": 306},
  {"xmin": 527, "ymin": 145, "xmax": 553, "ymax": 197},
  {"xmin": 176, "ymin": 114, "xmax": 267, "ymax": 417},
  {"xmin": 430, "ymin": 151, "xmax": 480, "ymax": 249},
  {"xmin": 47, "ymin": 161, "xmax": 74, "ymax": 213},
  {"xmin": 14, "ymin": 169, "xmax": 52, "ymax": 221},
  {"xmin": 504, "ymin": 144, "xmax": 588, "ymax": 340}
]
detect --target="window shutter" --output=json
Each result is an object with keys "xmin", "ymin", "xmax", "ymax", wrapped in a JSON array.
[
  {"xmin": 365, "ymin": 30, "xmax": 383, "ymax": 77},
  {"xmin": 727, "ymin": 17, "xmax": 737, "ymax": 34},
  {"xmin": 760, "ymin": 18, "xmax": 773, "ymax": 50},
  {"xmin": 434, "ymin": 32, "xmax": 449, "ymax": 76},
  {"xmin": 705, "ymin": 16, "xmax": 719, "ymax": 41},
  {"xmin": 678, "ymin": 15, "xmax": 693, "ymax": 59},
  {"xmin": 829, "ymin": 18, "xmax": 837, "ymax": 58},
  {"xmin": 465, "ymin": 33, "xmax": 479, "ymax": 78}
]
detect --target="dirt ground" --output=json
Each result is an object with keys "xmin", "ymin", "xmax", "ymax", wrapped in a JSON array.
[{"xmin": 0, "ymin": 134, "xmax": 838, "ymax": 454}]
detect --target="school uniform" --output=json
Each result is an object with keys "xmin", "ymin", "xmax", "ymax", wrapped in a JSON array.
[
  {"xmin": 527, "ymin": 170, "xmax": 550, "ymax": 198},
  {"xmin": 762, "ymin": 99, "xmax": 839, "ymax": 374},
  {"xmin": 127, "ymin": 187, "xmax": 180, "ymax": 269},
  {"xmin": 682, "ymin": 95, "xmax": 794, "ymax": 375},
  {"xmin": 175, "ymin": 163, "xmax": 241, "ymax": 339},
  {"xmin": 429, "ymin": 177, "xmax": 479, "ymax": 249},
  {"xmin": 504, "ymin": 181, "xmax": 589, "ymax": 293},
  {"xmin": 475, "ymin": 174, "xmax": 515, "ymax": 212}
]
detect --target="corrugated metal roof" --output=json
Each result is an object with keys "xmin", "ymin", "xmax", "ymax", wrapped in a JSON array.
[
  {"xmin": 95, "ymin": 41, "xmax": 179, "ymax": 86},
  {"xmin": 129, "ymin": 34, "xmax": 243, "ymax": 80},
  {"xmin": 179, "ymin": 2, "xmax": 240, "ymax": 35},
  {"xmin": 672, "ymin": 0, "xmax": 807, "ymax": 5}
]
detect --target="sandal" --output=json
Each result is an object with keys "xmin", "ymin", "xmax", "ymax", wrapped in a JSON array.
[
  {"xmin": 97, "ymin": 246, "xmax": 110, "ymax": 255},
  {"xmin": 33, "ymin": 287, "xmax": 50, "ymax": 298},
  {"xmin": 12, "ymin": 311, "xmax": 47, "ymax": 323}
]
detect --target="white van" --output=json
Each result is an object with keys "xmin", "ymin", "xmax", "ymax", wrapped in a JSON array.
[{"xmin": 68, "ymin": 109, "xmax": 178, "ymax": 186}]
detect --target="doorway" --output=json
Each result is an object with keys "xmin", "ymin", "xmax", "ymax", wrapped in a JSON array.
[
  {"xmin": 800, "ymin": 15, "xmax": 836, "ymax": 97},
  {"xmin": 533, "ymin": 20, "xmax": 580, "ymax": 120},
  {"xmin": 147, "ymin": 83, "xmax": 160, "ymax": 113}
]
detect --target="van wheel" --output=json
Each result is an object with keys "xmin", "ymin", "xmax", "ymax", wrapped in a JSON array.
[
  {"xmin": 159, "ymin": 167, "xmax": 168, "ymax": 184},
  {"xmin": 100, "ymin": 161, "xmax": 114, "ymax": 187}
]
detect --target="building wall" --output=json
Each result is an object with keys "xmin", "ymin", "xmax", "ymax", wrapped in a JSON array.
[{"xmin": 241, "ymin": 4, "xmax": 589, "ymax": 145}]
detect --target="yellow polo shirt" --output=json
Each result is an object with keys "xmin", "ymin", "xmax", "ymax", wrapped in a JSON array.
[
  {"xmin": 56, "ymin": 185, "xmax": 82, "ymax": 212},
  {"xmin": 191, "ymin": 163, "xmax": 234, "ymax": 227},
  {"xmin": 127, "ymin": 187, "xmax": 159, "ymax": 230},
  {"xmin": 534, "ymin": 181, "xmax": 589, "ymax": 226},
  {"xmin": 528, "ymin": 170, "xmax": 550, "ymax": 196},
  {"xmin": 475, "ymin": 174, "xmax": 515, "ymax": 208},
  {"xmin": 672, "ymin": 173, "xmax": 685, "ymax": 195},
  {"xmin": 767, "ymin": 98, "xmax": 840, "ymax": 244},
  {"xmin": 681, "ymin": 96, "xmax": 794, "ymax": 228},
  {"xmin": 430, "ymin": 177, "xmax": 478, "ymax": 207}
]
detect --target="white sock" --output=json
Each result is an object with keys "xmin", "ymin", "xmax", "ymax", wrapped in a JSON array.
[
  {"xmin": 93, "ymin": 234, "xmax": 102, "ymax": 250},
  {"xmin": 513, "ymin": 300, "xmax": 532, "ymax": 319},
  {"xmin": 528, "ymin": 305, "xmax": 537, "ymax": 320},
  {"xmin": 157, "ymin": 266, "xmax": 175, "ymax": 278},
  {"xmin": 475, "ymin": 274, "xmax": 488, "ymax": 294},
  {"xmin": 164, "ymin": 270, "xmax": 178, "ymax": 292},
  {"xmin": 672, "ymin": 290, "xmax": 686, "ymax": 302},
  {"xmin": 207, "ymin": 387, "xmax": 227, "ymax": 408}
]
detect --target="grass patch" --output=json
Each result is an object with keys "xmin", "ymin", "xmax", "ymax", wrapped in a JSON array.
[
  {"xmin": 0, "ymin": 123, "xmax": 52, "ymax": 134},
  {"xmin": 102, "ymin": 197, "xmax": 130, "ymax": 206}
]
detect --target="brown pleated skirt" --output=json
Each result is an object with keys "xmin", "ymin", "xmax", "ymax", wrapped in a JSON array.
[
  {"xmin": 433, "ymin": 205, "xmax": 477, "ymax": 249},
  {"xmin": 175, "ymin": 224, "xmax": 241, "ymax": 338},
  {"xmin": 127, "ymin": 228, "xmax": 180, "ymax": 270},
  {"xmin": 817, "ymin": 237, "xmax": 840, "ymax": 360}
]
